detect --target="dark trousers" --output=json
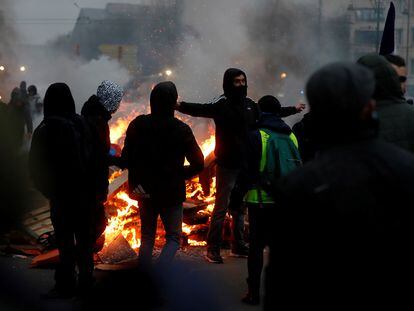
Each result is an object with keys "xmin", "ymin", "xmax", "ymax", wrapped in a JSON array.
[
  {"xmin": 247, "ymin": 204, "xmax": 273, "ymax": 292},
  {"xmin": 138, "ymin": 199, "xmax": 183, "ymax": 265},
  {"xmin": 50, "ymin": 199, "xmax": 94, "ymax": 292},
  {"xmin": 207, "ymin": 165, "xmax": 246, "ymax": 251}
]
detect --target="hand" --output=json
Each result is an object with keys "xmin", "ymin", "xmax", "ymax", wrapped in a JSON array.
[{"xmin": 295, "ymin": 103, "xmax": 306, "ymax": 112}]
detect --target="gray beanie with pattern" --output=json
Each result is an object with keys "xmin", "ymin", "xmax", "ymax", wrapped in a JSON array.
[{"xmin": 97, "ymin": 80, "xmax": 124, "ymax": 113}]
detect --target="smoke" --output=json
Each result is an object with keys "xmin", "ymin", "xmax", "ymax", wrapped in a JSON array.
[{"xmin": 175, "ymin": 0, "xmax": 350, "ymax": 105}]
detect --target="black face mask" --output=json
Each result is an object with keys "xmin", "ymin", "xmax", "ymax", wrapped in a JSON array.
[{"xmin": 227, "ymin": 85, "xmax": 247, "ymax": 101}]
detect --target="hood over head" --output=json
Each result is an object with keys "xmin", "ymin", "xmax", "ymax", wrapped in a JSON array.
[
  {"xmin": 43, "ymin": 83, "xmax": 76, "ymax": 118},
  {"xmin": 306, "ymin": 62, "xmax": 376, "ymax": 144},
  {"xmin": 357, "ymin": 54, "xmax": 404, "ymax": 103},
  {"xmin": 81, "ymin": 95, "xmax": 112, "ymax": 121},
  {"xmin": 150, "ymin": 81, "xmax": 178, "ymax": 117},
  {"xmin": 97, "ymin": 80, "xmax": 124, "ymax": 114},
  {"xmin": 223, "ymin": 68, "xmax": 247, "ymax": 101}
]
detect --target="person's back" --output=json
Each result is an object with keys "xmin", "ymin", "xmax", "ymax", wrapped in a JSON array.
[
  {"xmin": 29, "ymin": 83, "xmax": 95, "ymax": 298},
  {"xmin": 266, "ymin": 63, "xmax": 414, "ymax": 309},
  {"xmin": 272, "ymin": 140, "xmax": 414, "ymax": 309},
  {"xmin": 124, "ymin": 114, "xmax": 203, "ymax": 204},
  {"xmin": 122, "ymin": 81, "xmax": 204, "ymax": 265},
  {"xmin": 358, "ymin": 54, "xmax": 414, "ymax": 153}
]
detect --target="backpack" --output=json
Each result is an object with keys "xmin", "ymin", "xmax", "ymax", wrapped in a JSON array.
[{"xmin": 258, "ymin": 129, "xmax": 302, "ymax": 196}]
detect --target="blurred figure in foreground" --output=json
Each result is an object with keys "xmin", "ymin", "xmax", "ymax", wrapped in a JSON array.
[{"xmin": 265, "ymin": 63, "xmax": 414, "ymax": 310}]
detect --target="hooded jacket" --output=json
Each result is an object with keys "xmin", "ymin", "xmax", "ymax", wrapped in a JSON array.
[
  {"xmin": 178, "ymin": 69, "xmax": 260, "ymax": 169},
  {"xmin": 29, "ymin": 83, "xmax": 89, "ymax": 201},
  {"xmin": 81, "ymin": 95, "xmax": 112, "ymax": 202},
  {"xmin": 265, "ymin": 63, "xmax": 414, "ymax": 309},
  {"xmin": 121, "ymin": 82, "xmax": 204, "ymax": 206},
  {"xmin": 357, "ymin": 54, "xmax": 414, "ymax": 153},
  {"xmin": 229, "ymin": 113, "xmax": 295, "ymax": 208}
]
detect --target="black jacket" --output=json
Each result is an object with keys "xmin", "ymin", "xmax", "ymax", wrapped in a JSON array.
[
  {"xmin": 266, "ymin": 136, "xmax": 414, "ymax": 309},
  {"xmin": 292, "ymin": 112, "xmax": 317, "ymax": 162},
  {"xmin": 29, "ymin": 83, "xmax": 90, "ymax": 202},
  {"xmin": 178, "ymin": 96, "xmax": 259, "ymax": 169},
  {"xmin": 121, "ymin": 82, "xmax": 204, "ymax": 206},
  {"xmin": 358, "ymin": 54, "xmax": 414, "ymax": 153},
  {"xmin": 81, "ymin": 95, "xmax": 112, "ymax": 202}
]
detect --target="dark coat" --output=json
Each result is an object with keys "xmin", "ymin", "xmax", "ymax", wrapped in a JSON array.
[
  {"xmin": 358, "ymin": 54, "xmax": 414, "ymax": 153},
  {"xmin": 29, "ymin": 83, "xmax": 89, "ymax": 202},
  {"xmin": 81, "ymin": 95, "xmax": 112, "ymax": 202},
  {"xmin": 121, "ymin": 82, "xmax": 204, "ymax": 206},
  {"xmin": 178, "ymin": 96, "xmax": 260, "ymax": 169},
  {"xmin": 266, "ymin": 136, "xmax": 414, "ymax": 309},
  {"xmin": 292, "ymin": 112, "xmax": 317, "ymax": 162}
]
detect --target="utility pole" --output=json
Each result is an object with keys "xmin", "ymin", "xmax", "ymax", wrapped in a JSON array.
[{"xmin": 406, "ymin": 0, "xmax": 411, "ymax": 63}]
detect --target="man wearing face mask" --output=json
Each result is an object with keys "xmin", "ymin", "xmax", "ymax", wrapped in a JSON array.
[{"xmin": 176, "ymin": 68, "xmax": 260, "ymax": 263}]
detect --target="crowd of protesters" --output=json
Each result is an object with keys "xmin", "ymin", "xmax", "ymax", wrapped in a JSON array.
[{"xmin": 1, "ymin": 52, "xmax": 413, "ymax": 309}]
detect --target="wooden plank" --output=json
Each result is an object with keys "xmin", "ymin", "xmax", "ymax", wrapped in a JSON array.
[
  {"xmin": 29, "ymin": 219, "xmax": 52, "ymax": 232},
  {"xmin": 23, "ymin": 212, "xmax": 51, "ymax": 226},
  {"xmin": 31, "ymin": 249, "xmax": 59, "ymax": 267},
  {"xmin": 108, "ymin": 170, "xmax": 129, "ymax": 199},
  {"xmin": 24, "ymin": 205, "xmax": 50, "ymax": 219}
]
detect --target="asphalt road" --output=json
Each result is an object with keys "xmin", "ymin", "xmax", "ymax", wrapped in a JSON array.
[{"xmin": 0, "ymin": 249, "xmax": 264, "ymax": 311}]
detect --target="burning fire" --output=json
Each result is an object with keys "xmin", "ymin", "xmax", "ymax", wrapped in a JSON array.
[
  {"xmin": 104, "ymin": 104, "xmax": 217, "ymax": 251},
  {"xmin": 104, "ymin": 191, "xmax": 141, "ymax": 251}
]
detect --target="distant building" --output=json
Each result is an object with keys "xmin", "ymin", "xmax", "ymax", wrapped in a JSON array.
[
  {"xmin": 70, "ymin": 1, "xmax": 184, "ymax": 75},
  {"xmin": 348, "ymin": 0, "xmax": 414, "ymax": 96}
]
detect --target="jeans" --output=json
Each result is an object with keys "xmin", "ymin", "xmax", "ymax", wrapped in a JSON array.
[
  {"xmin": 138, "ymin": 200, "xmax": 183, "ymax": 265},
  {"xmin": 247, "ymin": 204, "xmax": 273, "ymax": 291},
  {"xmin": 50, "ymin": 199, "xmax": 94, "ymax": 291},
  {"xmin": 207, "ymin": 165, "xmax": 246, "ymax": 252}
]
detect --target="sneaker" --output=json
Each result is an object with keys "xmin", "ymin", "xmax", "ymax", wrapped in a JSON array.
[
  {"xmin": 241, "ymin": 291, "xmax": 260, "ymax": 305},
  {"xmin": 230, "ymin": 245, "xmax": 249, "ymax": 258},
  {"xmin": 205, "ymin": 250, "xmax": 224, "ymax": 263}
]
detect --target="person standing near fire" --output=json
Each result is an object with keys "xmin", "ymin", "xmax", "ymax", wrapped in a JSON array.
[
  {"xmin": 121, "ymin": 81, "xmax": 204, "ymax": 266},
  {"xmin": 176, "ymin": 68, "xmax": 304, "ymax": 263},
  {"xmin": 29, "ymin": 83, "xmax": 95, "ymax": 298},
  {"xmin": 81, "ymin": 80, "xmax": 124, "ymax": 250}
]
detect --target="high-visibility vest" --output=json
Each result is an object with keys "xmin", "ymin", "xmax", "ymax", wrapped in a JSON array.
[{"xmin": 244, "ymin": 131, "xmax": 298, "ymax": 204}]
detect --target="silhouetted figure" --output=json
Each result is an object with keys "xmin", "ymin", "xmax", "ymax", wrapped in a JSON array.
[
  {"xmin": 121, "ymin": 81, "xmax": 204, "ymax": 266},
  {"xmin": 8, "ymin": 87, "xmax": 33, "ymax": 147},
  {"xmin": 29, "ymin": 83, "xmax": 95, "ymax": 298},
  {"xmin": 176, "ymin": 68, "xmax": 258, "ymax": 262},
  {"xmin": 265, "ymin": 63, "xmax": 414, "ymax": 310},
  {"xmin": 28, "ymin": 84, "xmax": 43, "ymax": 117},
  {"xmin": 81, "ymin": 80, "xmax": 124, "ymax": 249}
]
